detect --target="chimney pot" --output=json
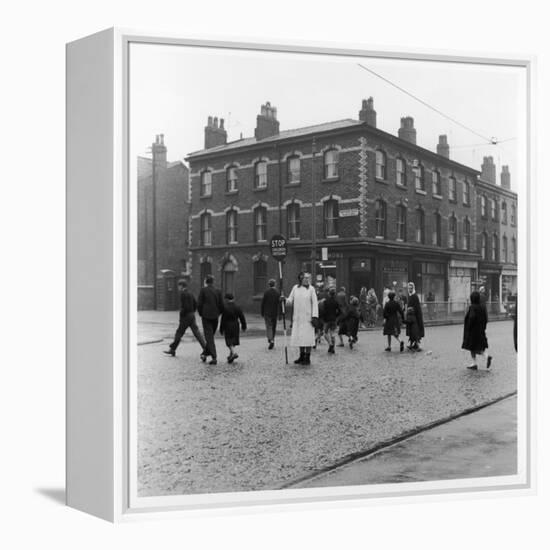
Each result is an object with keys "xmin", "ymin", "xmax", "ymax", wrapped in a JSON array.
[
  {"xmin": 437, "ymin": 134, "xmax": 450, "ymax": 159},
  {"xmin": 398, "ymin": 116, "xmax": 416, "ymax": 144},
  {"xmin": 255, "ymin": 101, "xmax": 280, "ymax": 140},
  {"xmin": 204, "ymin": 114, "xmax": 227, "ymax": 149},
  {"xmin": 359, "ymin": 97, "xmax": 376, "ymax": 127}
]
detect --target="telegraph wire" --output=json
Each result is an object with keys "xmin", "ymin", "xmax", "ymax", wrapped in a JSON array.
[{"xmin": 356, "ymin": 63, "xmax": 513, "ymax": 146}]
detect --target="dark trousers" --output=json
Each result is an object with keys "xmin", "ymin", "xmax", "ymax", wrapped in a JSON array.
[
  {"xmin": 170, "ymin": 313, "xmax": 206, "ymax": 351},
  {"xmin": 202, "ymin": 317, "xmax": 219, "ymax": 359},
  {"xmin": 264, "ymin": 316, "xmax": 277, "ymax": 342}
]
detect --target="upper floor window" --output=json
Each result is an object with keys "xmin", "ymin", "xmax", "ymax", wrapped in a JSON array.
[
  {"xmin": 481, "ymin": 232, "xmax": 488, "ymax": 259},
  {"xmin": 481, "ymin": 195, "xmax": 488, "ymax": 218},
  {"xmin": 432, "ymin": 170, "xmax": 441, "ymax": 196},
  {"xmin": 396, "ymin": 157, "xmax": 406, "ymax": 186},
  {"xmin": 432, "ymin": 212, "xmax": 442, "ymax": 246},
  {"xmin": 324, "ymin": 199, "xmax": 339, "ymax": 237},
  {"xmin": 416, "ymin": 209, "xmax": 425, "ymax": 244},
  {"xmin": 226, "ymin": 209, "xmax": 238, "ymax": 244},
  {"xmin": 502, "ymin": 235, "xmax": 508, "ymax": 263},
  {"xmin": 375, "ymin": 150, "xmax": 387, "ymax": 180},
  {"xmin": 254, "ymin": 206, "xmax": 267, "ymax": 242},
  {"xmin": 512, "ymin": 237, "xmax": 517, "ymax": 263},
  {"xmin": 254, "ymin": 160, "xmax": 267, "ymax": 189},
  {"xmin": 226, "ymin": 166, "xmax": 238, "ymax": 193},
  {"xmin": 448, "ymin": 215, "xmax": 457, "ymax": 249},
  {"xmin": 200, "ymin": 170, "xmax": 212, "ymax": 197},
  {"xmin": 287, "ymin": 202, "xmax": 301, "ymax": 239},
  {"xmin": 490, "ymin": 198, "xmax": 498, "ymax": 221},
  {"xmin": 324, "ymin": 149, "xmax": 339, "ymax": 179},
  {"xmin": 396, "ymin": 205, "xmax": 407, "ymax": 241},
  {"xmin": 463, "ymin": 218, "xmax": 471, "ymax": 250},
  {"xmin": 414, "ymin": 163, "xmax": 425, "ymax": 191},
  {"xmin": 200, "ymin": 212, "xmax": 212, "ymax": 246},
  {"xmin": 449, "ymin": 176, "xmax": 457, "ymax": 202},
  {"xmin": 491, "ymin": 233, "xmax": 499, "ymax": 261},
  {"xmin": 511, "ymin": 203, "xmax": 517, "ymax": 225},
  {"xmin": 501, "ymin": 201, "xmax": 508, "ymax": 224},
  {"xmin": 462, "ymin": 180, "xmax": 470, "ymax": 205},
  {"xmin": 374, "ymin": 199, "xmax": 386, "ymax": 238},
  {"xmin": 287, "ymin": 156, "xmax": 300, "ymax": 185}
]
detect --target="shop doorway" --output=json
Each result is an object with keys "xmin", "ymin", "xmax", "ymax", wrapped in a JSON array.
[{"xmin": 350, "ymin": 258, "xmax": 373, "ymax": 298}]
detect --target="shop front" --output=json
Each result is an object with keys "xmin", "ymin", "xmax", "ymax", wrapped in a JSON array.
[
  {"xmin": 448, "ymin": 259, "xmax": 478, "ymax": 312},
  {"xmin": 501, "ymin": 268, "xmax": 517, "ymax": 313}
]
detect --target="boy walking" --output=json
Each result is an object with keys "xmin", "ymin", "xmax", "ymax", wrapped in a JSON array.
[{"xmin": 220, "ymin": 293, "xmax": 247, "ymax": 363}]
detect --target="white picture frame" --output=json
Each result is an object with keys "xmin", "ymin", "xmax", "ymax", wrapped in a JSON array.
[{"xmin": 66, "ymin": 27, "xmax": 535, "ymax": 522}]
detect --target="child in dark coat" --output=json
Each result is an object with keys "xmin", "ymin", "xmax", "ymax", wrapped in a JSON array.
[
  {"xmin": 340, "ymin": 297, "xmax": 362, "ymax": 349},
  {"xmin": 405, "ymin": 306, "xmax": 421, "ymax": 351},
  {"xmin": 219, "ymin": 293, "xmax": 247, "ymax": 363},
  {"xmin": 382, "ymin": 291, "xmax": 404, "ymax": 352}
]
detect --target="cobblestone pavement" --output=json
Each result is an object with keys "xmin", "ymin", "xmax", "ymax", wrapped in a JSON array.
[{"xmin": 137, "ymin": 320, "xmax": 517, "ymax": 497}]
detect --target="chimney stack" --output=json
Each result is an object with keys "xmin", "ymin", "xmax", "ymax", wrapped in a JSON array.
[
  {"xmin": 255, "ymin": 101, "xmax": 280, "ymax": 140},
  {"xmin": 204, "ymin": 115, "xmax": 227, "ymax": 149},
  {"xmin": 152, "ymin": 134, "xmax": 167, "ymax": 169},
  {"xmin": 481, "ymin": 156, "xmax": 496, "ymax": 184},
  {"xmin": 359, "ymin": 97, "xmax": 377, "ymax": 127},
  {"xmin": 437, "ymin": 135, "xmax": 449, "ymax": 159},
  {"xmin": 398, "ymin": 117, "xmax": 416, "ymax": 145},
  {"xmin": 501, "ymin": 165, "xmax": 511, "ymax": 190}
]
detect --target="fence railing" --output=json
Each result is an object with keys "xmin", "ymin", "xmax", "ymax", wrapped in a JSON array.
[{"xmin": 360, "ymin": 300, "xmax": 511, "ymax": 327}]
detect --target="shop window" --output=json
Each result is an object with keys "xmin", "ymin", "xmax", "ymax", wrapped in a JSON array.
[
  {"xmin": 324, "ymin": 149, "xmax": 339, "ymax": 179},
  {"xmin": 396, "ymin": 205, "xmax": 407, "ymax": 241},
  {"xmin": 253, "ymin": 259, "xmax": 267, "ymax": 295},
  {"xmin": 324, "ymin": 199, "xmax": 339, "ymax": 237},
  {"xmin": 254, "ymin": 160, "xmax": 267, "ymax": 189},
  {"xmin": 375, "ymin": 199, "xmax": 386, "ymax": 238},
  {"xmin": 254, "ymin": 206, "xmax": 267, "ymax": 242},
  {"xmin": 396, "ymin": 157, "xmax": 406, "ymax": 186},
  {"xmin": 287, "ymin": 202, "xmax": 301, "ymax": 239},
  {"xmin": 200, "ymin": 212, "xmax": 212, "ymax": 246},
  {"xmin": 376, "ymin": 150, "xmax": 387, "ymax": 180},
  {"xmin": 287, "ymin": 156, "xmax": 300, "ymax": 185},
  {"xmin": 226, "ymin": 209, "xmax": 238, "ymax": 244}
]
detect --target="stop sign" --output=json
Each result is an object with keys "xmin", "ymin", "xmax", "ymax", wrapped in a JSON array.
[{"xmin": 270, "ymin": 234, "xmax": 287, "ymax": 261}]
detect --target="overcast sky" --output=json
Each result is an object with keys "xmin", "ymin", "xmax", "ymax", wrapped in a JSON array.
[{"xmin": 129, "ymin": 42, "xmax": 526, "ymax": 192}]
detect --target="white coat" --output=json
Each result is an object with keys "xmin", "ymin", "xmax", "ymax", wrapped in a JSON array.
[{"xmin": 286, "ymin": 284, "xmax": 319, "ymax": 347}]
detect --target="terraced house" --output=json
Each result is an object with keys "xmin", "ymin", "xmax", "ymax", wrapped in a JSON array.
[{"xmin": 185, "ymin": 100, "xmax": 517, "ymax": 312}]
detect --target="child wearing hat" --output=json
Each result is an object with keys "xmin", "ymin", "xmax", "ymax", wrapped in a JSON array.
[{"xmin": 219, "ymin": 293, "xmax": 247, "ymax": 363}]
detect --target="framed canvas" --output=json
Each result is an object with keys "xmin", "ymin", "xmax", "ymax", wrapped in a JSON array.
[{"xmin": 66, "ymin": 28, "xmax": 535, "ymax": 522}]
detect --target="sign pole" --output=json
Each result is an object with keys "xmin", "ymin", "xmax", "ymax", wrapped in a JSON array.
[
  {"xmin": 270, "ymin": 234, "xmax": 289, "ymax": 365},
  {"xmin": 279, "ymin": 260, "xmax": 288, "ymax": 365}
]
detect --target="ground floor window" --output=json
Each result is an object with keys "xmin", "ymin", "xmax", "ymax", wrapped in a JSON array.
[
  {"xmin": 200, "ymin": 261, "xmax": 212, "ymax": 286},
  {"xmin": 253, "ymin": 259, "xmax": 267, "ymax": 295}
]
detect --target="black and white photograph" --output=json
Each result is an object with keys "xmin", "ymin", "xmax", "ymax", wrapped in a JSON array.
[{"xmin": 130, "ymin": 41, "xmax": 524, "ymax": 502}]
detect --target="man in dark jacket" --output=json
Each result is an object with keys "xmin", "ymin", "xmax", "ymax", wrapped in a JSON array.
[
  {"xmin": 197, "ymin": 275, "xmax": 225, "ymax": 365},
  {"xmin": 405, "ymin": 282, "xmax": 424, "ymax": 350},
  {"xmin": 261, "ymin": 278, "xmax": 280, "ymax": 350},
  {"xmin": 164, "ymin": 280, "xmax": 207, "ymax": 357}
]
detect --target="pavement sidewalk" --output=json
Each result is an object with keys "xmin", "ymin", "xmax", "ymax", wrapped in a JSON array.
[
  {"xmin": 138, "ymin": 309, "xmax": 509, "ymax": 345},
  {"xmin": 293, "ymin": 395, "xmax": 517, "ymax": 488}
]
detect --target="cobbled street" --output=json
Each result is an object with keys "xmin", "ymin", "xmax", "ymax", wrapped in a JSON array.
[{"xmin": 138, "ymin": 320, "xmax": 517, "ymax": 497}]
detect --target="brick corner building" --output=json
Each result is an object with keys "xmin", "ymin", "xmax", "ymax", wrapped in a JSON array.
[{"xmin": 184, "ymin": 101, "xmax": 517, "ymax": 313}]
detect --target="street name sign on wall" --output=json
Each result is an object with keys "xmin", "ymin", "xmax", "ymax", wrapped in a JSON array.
[
  {"xmin": 339, "ymin": 208, "xmax": 359, "ymax": 217},
  {"xmin": 270, "ymin": 234, "xmax": 287, "ymax": 261}
]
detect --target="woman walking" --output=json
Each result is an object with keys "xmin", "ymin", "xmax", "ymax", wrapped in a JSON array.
[
  {"xmin": 367, "ymin": 288, "xmax": 378, "ymax": 327},
  {"xmin": 382, "ymin": 291, "xmax": 404, "ymax": 352},
  {"xmin": 462, "ymin": 290, "xmax": 492, "ymax": 370},
  {"xmin": 219, "ymin": 293, "xmax": 247, "ymax": 363}
]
